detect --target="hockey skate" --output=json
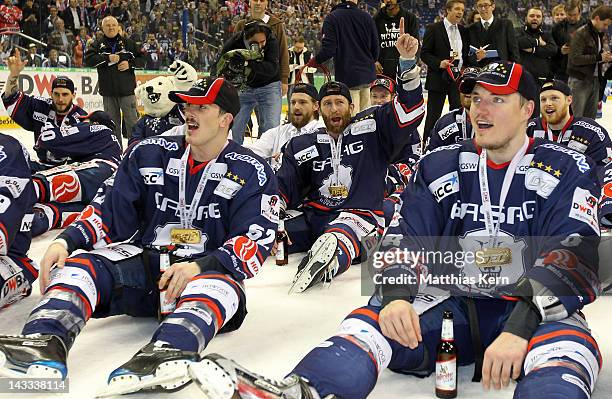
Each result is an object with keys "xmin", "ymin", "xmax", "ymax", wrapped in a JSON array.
[
  {"xmin": 0, "ymin": 334, "xmax": 67, "ymax": 379},
  {"xmin": 96, "ymin": 341, "xmax": 199, "ymax": 398},
  {"xmin": 289, "ymin": 233, "xmax": 339, "ymax": 294},
  {"xmin": 189, "ymin": 353, "xmax": 332, "ymax": 399}
]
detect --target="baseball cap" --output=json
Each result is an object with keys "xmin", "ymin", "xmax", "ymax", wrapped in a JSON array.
[
  {"xmin": 78, "ymin": 110, "xmax": 116, "ymax": 131},
  {"xmin": 52, "ymin": 76, "xmax": 75, "ymax": 93},
  {"xmin": 370, "ymin": 74, "xmax": 396, "ymax": 94},
  {"xmin": 318, "ymin": 81, "xmax": 352, "ymax": 104},
  {"xmin": 291, "ymin": 83, "xmax": 318, "ymax": 101},
  {"xmin": 459, "ymin": 61, "xmax": 538, "ymax": 102},
  {"xmin": 169, "ymin": 77, "xmax": 241, "ymax": 117},
  {"xmin": 540, "ymin": 79, "xmax": 571, "ymax": 97},
  {"xmin": 456, "ymin": 67, "xmax": 481, "ymax": 91}
]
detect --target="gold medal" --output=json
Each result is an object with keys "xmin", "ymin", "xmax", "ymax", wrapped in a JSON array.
[
  {"xmin": 170, "ymin": 228, "xmax": 202, "ymax": 244},
  {"xmin": 329, "ymin": 184, "xmax": 349, "ymax": 198},
  {"xmin": 476, "ymin": 247, "xmax": 512, "ymax": 267}
]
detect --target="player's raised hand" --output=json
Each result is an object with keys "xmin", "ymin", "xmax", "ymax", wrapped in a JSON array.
[
  {"xmin": 7, "ymin": 48, "xmax": 25, "ymax": 76},
  {"xmin": 395, "ymin": 17, "xmax": 419, "ymax": 60}
]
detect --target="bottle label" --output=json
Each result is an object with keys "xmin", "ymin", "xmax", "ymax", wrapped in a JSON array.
[
  {"xmin": 436, "ymin": 358, "xmax": 457, "ymax": 391},
  {"xmin": 441, "ymin": 319, "xmax": 454, "ymax": 340},
  {"xmin": 276, "ymin": 241, "xmax": 285, "ymax": 261}
]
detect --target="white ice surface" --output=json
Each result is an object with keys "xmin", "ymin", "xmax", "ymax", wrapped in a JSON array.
[{"xmin": 1, "ymin": 103, "xmax": 612, "ymax": 399}]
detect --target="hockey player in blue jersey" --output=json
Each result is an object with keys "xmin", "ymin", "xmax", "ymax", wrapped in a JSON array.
[
  {"xmin": 188, "ymin": 62, "xmax": 603, "ymax": 399},
  {"xmin": 527, "ymin": 79, "xmax": 612, "ymax": 169},
  {"xmin": 0, "ymin": 77, "xmax": 280, "ymax": 396},
  {"xmin": 602, "ymin": 162, "xmax": 612, "ymax": 227},
  {"xmin": 0, "ymin": 134, "xmax": 37, "ymax": 309},
  {"xmin": 277, "ymin": 19, "xmax": 424, "ymax": 294},
  {"xmin": 424, "ymin": 66, "xmax": 479, "ymax": 153}
]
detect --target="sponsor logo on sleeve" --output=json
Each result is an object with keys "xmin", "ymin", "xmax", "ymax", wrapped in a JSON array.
[
  {"xmin": 524, "ymin": 168, "xmax": 560, "ymax": 199},
  {"xmin": 540, "ymin": 143, "xmax": 590, "ymax": 173},
  {"xmin": 166, "ymin": 158, "xmax": 181, "ymax": 177},
  {"xmin": 20, "ymin": 213, "xmax": 33, "ymax": 232},
  {"xmin": 32, "ymin": 111, "xmax": 47, "ymax": 123},
  {"xmin": 208, "ymin": 163, "xmax": 228, "ymax": 181},
  {"xmin": 531, "ymin": 129, "xmax": 546, "ymax": 139},
  {"xmin": 573, "ymin": 120, "xmax": 606, "ymax": 141},
  {"xmin": 224, "ymin": 152, "xmax": 268, "ymax": 186},
  {"xmin": 214, "ymin": 178, "xmax": 242, "ymax": 199},
  {"xmin": 567, "ymin": 140, "xmax": 588, "ymax": 154},
  {"xmin": 351, "ymin": 119, "xmax": 376, "ymax": 135},
  {"xmin": 438, "ymin": 122, "xmax": 460, "ymax": 141},
  {"xmin": 260, "ymin": 194, "xmax": 280, "ymax": 223},
  {"xmin": 458, "ymin": 152, "xmax": 479, "ymax": 172},
  {"xmin": 568, "ymin": 187, "xmax": 599, "ymax": 234},
  {"xmin": 294, "ymin": 145, "xmax": 319, "ymax": 165},
  {"xmin": 317, "ymin": 134, "xmax": 331, "ymax": 144},
  {"xmin": 428, "ymin": 171, "xmax": 459, "ymax": 202},
  {"xmin": 139, "ymin": 167, "xmax": 165, "ymax": 185},
  {"xmin": 0, "ymin": 176, "xmax": 29, "ymax": 198}
]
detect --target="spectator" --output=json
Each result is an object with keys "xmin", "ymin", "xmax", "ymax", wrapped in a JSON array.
[
  {"xmin": 374, "ymin": 0, "xmax": 420, "ymax": 77},
  {"xmin": 141, "ymin": 32, "xmax": 162, "ymax": 70},
  {"xmin": 552, "ymin": 4, "xmax": 567, "ymax": 24},
  {"xmin": 84, "ymin": 15, "xmax": 145, "ymax": 147},
  {"xmin": 48, "ymin": 18, "xmax": 75, "ymax": 57},
  {"xmin": 289, "ymin": 36, "xmax": 314, "ymax": 85},
  {"xmin": 217, "ymin": 20, "xmax": 280, "ymax": 144},
  {"xmin": 72, "ymin": 26, "xmax": 90, "ymax": 67},
  {"xmin": 466, "ymin": 9, "xmax": 481, "ymax": 25},
  {"xmin": 62, "ymin": 0, "xmax": 84, "ymax": 35},
  {"xmin": 21, "ymin": 0, "xmax": 40, "ymax": 39},
  {"xmin": 108, "ymin": 0, "xmax": 129, "ymax": 26},
  {"xmin": 516, "ymin": 6, "xmax": 557, "ymax": 85},
  {"xmin": 168, "ymin": 38, "xmax": 188, "ymax": 63},
  {"xmin": 42, "ymin": 48, "xmax": 68, "ymax": 67},
  {"xmin": 466, "ymin": 0, "xmax": 520, "ymax": 66},
  {"xmin": 0, "ymin": 0, "xmax": 21, "ymax": 36},
  {"xmin": 24, "ymin": 43, "xmax": 44, "ymax": 67},
  {"xmin": 308, "ymin": 0, "xmax": 379, "ymax": 113},
  {"xmin": 567, "ymin": 5, "xmax": 612, "ymax": 119},
  {"xmin": 552, "ymin": 0, "xmax": 586, "ymax": 82},
  {"xmin": 421, "ymin": 0, "xmax": 469, "ymax": 139},
  {"xmin": 234, "ymin": 0, "xmax": 290, "ymax": 97}
]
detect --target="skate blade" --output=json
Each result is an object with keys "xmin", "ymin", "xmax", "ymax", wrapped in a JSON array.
[
  {"xmin": 288, "ymin": 234, "xmax": 338, "ymax": 294},
  {"xmin": 0, "ymin": 351, "xmax": 65, "ymax": 379},
  {"xmin": 95, "ymin": 360, "xmax": 192, "ymax": 398},
  {"xmin": 188, "ymin": 359, "xmax": 236, "ymax": 399}
]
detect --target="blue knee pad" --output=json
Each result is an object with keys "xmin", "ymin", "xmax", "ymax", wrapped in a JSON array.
[{"xmin": 515, "ymin": 365, "xmax": 590, "ymax": 399}]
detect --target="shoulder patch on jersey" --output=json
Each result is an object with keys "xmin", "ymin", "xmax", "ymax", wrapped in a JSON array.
[
  {"xmin": 438, "ymin": 122, "xmax": 460, "ymax": 141},
  {"xmin": 139, "ymin": 167, "xmax": 164, "ymax": 185},
  {"xmin": 317, "ymin": 134, "xmax": 331, "ymax": 144},
  {"xmin": 208, "ymin": 163, "xmax": 228, "ymax": 181},
  {"xmin": 427, "ymin": 143, "xmax": 462, "ymax": 156},
  {"xmin": 428, "ymin": 171, "xmax": 459, "ymax": 202},
  {"xmin": 131, "ymin": 137, "xmax": 180, "ymax": 155},
  {"xmin": 294, "ymin": 145, "xmax": 319, "ymax": 165},
  {"xmin": 351, "ymin": 119, "xmax": 376, "ymax": 136},
  {"xmin": 516, "ymin": 154, "xmax": 534, "ymax": 174},
  {"xmin": 260, "ymin": 194, "xmax": 280, "ymax": 223},
  {"xmin": 573, "ymin": 120, "xmax": 606, "ymax": 141},
  {"xmin": 458, "ymin": 152, "xmax": 479, "ymax": 172},
  {"xmin": 539, "ymin": 143, "xmax": 591, "ymax": 173},
  {"xmin": 567, "ymin": 139, "xmax": 588, "ymax": 154},
  {"xmin": 32, "ymin": 111, "xmax": 47, "ymax": 123},
  {"xmin": 524, "ymin": 168, "xmax": 560, "ymax": 199},
  {"xmin": 532, "ymin": 129, "xmax": 546, "ymax": 139},
  {"xmin": 0, "ymin": 176, "xmax": 30, "ymax": 198},
  {"xmin": 214, "ymin": 177, "xmax": 243, "ymax": 199},
  {"xmin": 224, "ymin": 152, "xmax": 268, "ymax": 186},
  {"xmin": 568, "ymin": 187, "xmax": 599, "ymax": 234},
  {"xmin": 166, "ymin": 158, "xmax": 181, "ymax": 177}
]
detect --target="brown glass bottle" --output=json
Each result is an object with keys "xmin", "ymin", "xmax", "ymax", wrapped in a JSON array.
[
  {"xmin": 435, "ymin": 310, "xmax": 457, "ymax": 398},
  {"xmin": 276, "ymin": 219, "xmax": 288, "ymax": 266}
]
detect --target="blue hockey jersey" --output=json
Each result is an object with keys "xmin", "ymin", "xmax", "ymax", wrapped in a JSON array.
[
  {"xmin": 58, "ymin": 136, "xmax": 279, "ymax": 281},
  {"xmin": 601, "ymin": 162, "xmax": 612, "ymax": 227},
  {"xmin": 526, "ymin": 116, "xmax": 612, "ymax": 168},
  {"xmin": 0, "ymin": 133, "xmax": 37, "ymax": 270},
  {"xmin": 384, "ymin": 138, "xmax": 601, "ymax": 317},
  {"xmin": 129, "ymin": 104, "xmax": 185, "ymax": 146},
  {"xmin": 2, "ymin": 91, "xmax": 89, "ymax": 166},
  {"xmin": 425, "ymin": 107, "xmax": 473, "ymax": 153},
  {"xmin": 277, "ymin": 74, "xmax": 425, "ymax": 215}
]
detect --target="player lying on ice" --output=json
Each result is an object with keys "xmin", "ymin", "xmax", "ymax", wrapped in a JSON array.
[
  {"xmin": 185, "ymin": 62, "xmax": 604, "ymax": 399},
  {"xmin": 277, "ymin": 18, "xmax": 424, "ymax": 294},
  {"xmin": 0, "ymin": 77, "xmax": 281, "ymax": 397}
]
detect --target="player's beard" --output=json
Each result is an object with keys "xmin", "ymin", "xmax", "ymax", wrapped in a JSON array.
[
  {"xmin": 289, "ymin": 108, "xmax": 313, "ymax": 130},
  {"xmin": 322, "ymin": 109, "xmax": 351, "ymax": 136},
  {"xmin": 53, "ymin": 102, "xmax": 72, "ymax": 115},
  {"xmin": 543, "ymin": 105, "xmax": 569, "ymax": 126}
]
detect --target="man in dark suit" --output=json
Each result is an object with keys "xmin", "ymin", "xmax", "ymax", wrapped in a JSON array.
[
  {"xmin": 466, "ymin": 0, "xmax": 520, "ymax": 67},
  {"xmin": 61, "ymin": 0, "xmax": 85, "ymax": 36},
  {"xmin": 421, "ymin": 0, "xmax": 468, "ymax": 139}
]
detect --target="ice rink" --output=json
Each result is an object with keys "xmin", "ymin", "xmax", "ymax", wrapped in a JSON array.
[{"xmin": 1, "ymin": 103, "xmax": 612, "ymax": 399}]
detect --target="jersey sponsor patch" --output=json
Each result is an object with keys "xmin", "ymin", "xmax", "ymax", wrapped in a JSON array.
[
  {"xmin": 32, "ymin": 111, "xmax": 47, "ymax": 123},
  {"xmin": 568, "ymin": 140, "xmax": 588, "ymax": 154},
  {"xmin": 524, "ymin": 168, "xmax": 560, "ymax": 199},
  {"xmin": 166, "ymin": 158, "xmax": 181, "ymax": 177},
  {"xmin": 0, "ymin": 176, "xmax": 29, "ymax": 198},
  {"xmin": 260, "ymin": 194, "xmax": 280, "ymax": 223},
  {"xmin": 214, "ymin": 177, "xmax": 242, "ymax": 199},
  {"xmin": 224, "ymin": 152, "xmax": 267, "ymax": 186},
  {"xmin": 20, "ymin": 213, "xmax": 33, "ymax": 232},
  {"xmin": 428, "ymin": 171, "xmax": 459, "ymax": 202},
  {"xmin": 532, "ymin": 129, "xmax": 546, "ymax": 139},
  {"xmin": 0, "ymin": 194, "xmax": 11, "ymax": 213},
  {"xmin": 351, "ymin": 119, "xmax": 376, "ymax": 135},
  {"xmin": 573, "ymin": 120, "xmax": 606, "ymax": 141},
  {"xmin": 139, "ymin": 167, "xmax": 165, "ymax": 185},
  {"xmin": 458, "ymin": 152, "xmax": 479, "ymax": 172},
  {"xmin": 540, "ymin": 143, "xmax": 590, "ymax": 173},
  {"xmin": 438, "ymin": 122, "xmax": 460, "ymax": 141},
  {"xmin": 294, "ymin": 145, "xmax": 319, "ymax": 165},
  {"xmin": 50, "ymin": 172, "xmax": 82, "ymax": 202},
  {"xmin": 569, "ymin": 187, "xmax": 599, "ymax": 234},
  {"xmin": 516, "ymin": 154, "xmax": 533, "ymax": 174},
  {"xmin": 208, "ymin": 163, "xmax": 228, "ymax": 181}
]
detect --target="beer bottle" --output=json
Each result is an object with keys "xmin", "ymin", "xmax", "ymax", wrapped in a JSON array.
[
  {"xmin": 435, "ymin": 310, "xmax": 457, "ymax": 398},
  {"xmin": 158, "ymin": 248, "xmax": 176, "ymax": 321},
  {"xmin": 276, "ymin": 219, "xmax": 289, "ymax": 266}
]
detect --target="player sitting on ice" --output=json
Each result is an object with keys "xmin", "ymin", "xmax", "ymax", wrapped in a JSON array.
[
  {"xmin": 527, "ymin": 79, "xmax": 611, "ymax": 170},
  {"xmin": 186, "ymin": 61, "xmax": 603, "ymax": 399},
  {"xmin": 0, "ymin": 77, "xmax": 279, "ymax": 397},
  {"xmin": 1, "ymin": 49, "xmax": 121, "ymax": 237},
  {"xmin": 273, "ymin": 18, "xmax": 423, "ymax": 294},
  {"xmin": 0, "ymin": 134, "xmax": 37, "ymax": 309}
]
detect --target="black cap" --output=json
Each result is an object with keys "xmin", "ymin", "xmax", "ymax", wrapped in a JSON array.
[
  {"xmin": 169, "ymin": 77, "xmax": 241, "ymax": 117},
  {"xmin": 370, "ymin": 74, "xmax": 396, "ymax": 94},
  {"xmin": 459, "ymin": 61, "xmax": 538, "ymax": 102},
  {"xmin": 291, "ymin": 83, "xmax": 318, "ymax": 101},
  {"xmin": 78, "ymin": 110, "xmax": 116, "ymax": 131},
  {"xmin": 52, "ymin": 76, "xmax": 75, "ymax": 93},
  {"xmin": 318, "ymin": 81, "xmax": 352, "ymax": 104},
  {"xmin": 540, "ymin": 79, "xmax": 572, "ymax": 97}
]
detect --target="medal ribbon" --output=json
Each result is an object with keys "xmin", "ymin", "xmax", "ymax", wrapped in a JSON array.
[{"xmin": 328, "ymin": 134, "xmax": 343, "ymax": 185}]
